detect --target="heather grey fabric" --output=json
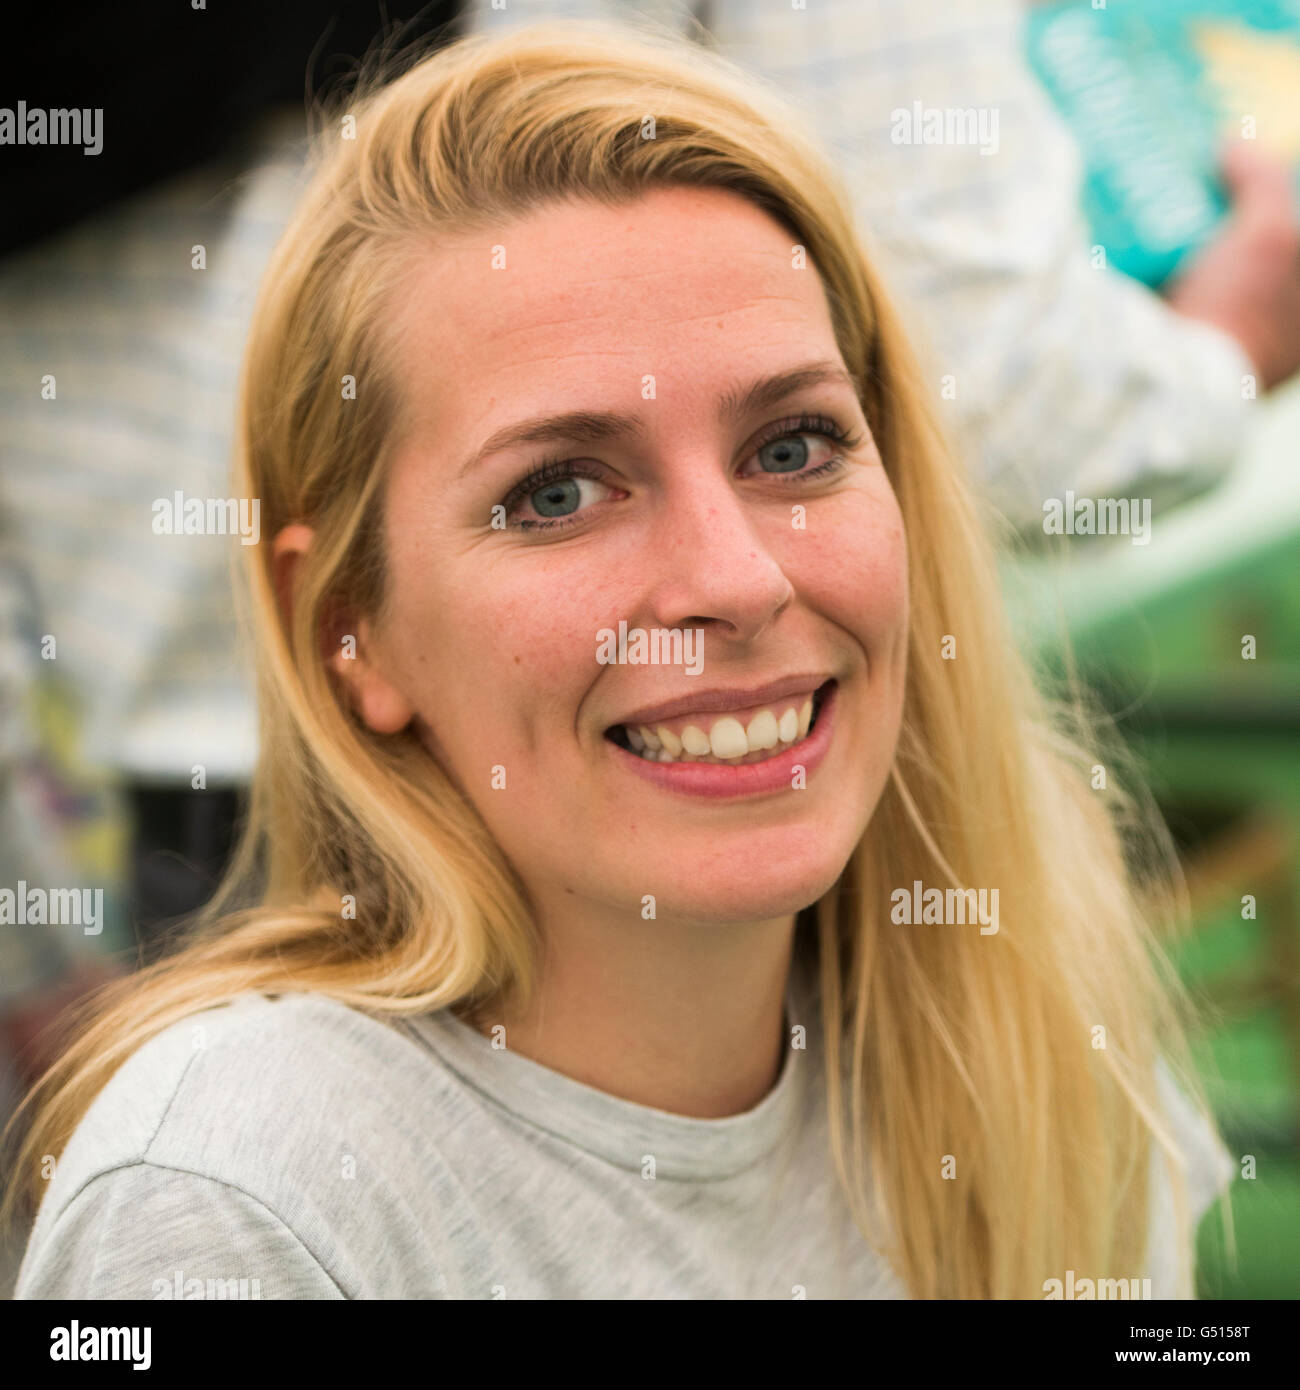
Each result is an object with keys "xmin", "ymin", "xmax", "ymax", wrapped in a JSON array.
[{"xmin": 15, "ymin": 947, "xmax": 1230, "ymax": 1299}]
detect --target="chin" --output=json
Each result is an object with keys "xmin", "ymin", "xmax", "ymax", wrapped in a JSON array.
[{"xmin": 642, "ymin": 853, "xmax": 855, "ymax": 927}]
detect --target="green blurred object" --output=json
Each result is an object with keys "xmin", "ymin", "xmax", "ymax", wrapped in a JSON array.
[{"xmin": 1003, "ymin": 379, "xmax": 1300, "ymax": 1298}]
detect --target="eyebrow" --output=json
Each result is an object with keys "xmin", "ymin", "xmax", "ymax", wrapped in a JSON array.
[{"xmin": 455, "ymin": 360, "xmax": 860, "ymax": 479}]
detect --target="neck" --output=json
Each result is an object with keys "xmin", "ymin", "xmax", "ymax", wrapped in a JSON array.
[{"xmin": 466, "ymin": 901, "xmax": 798, "ymax": 1118}]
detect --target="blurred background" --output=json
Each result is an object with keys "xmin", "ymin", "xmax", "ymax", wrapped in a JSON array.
[{"xmin": 1, "ymin": 0, "xmax": 1297, "ymax": 1298}]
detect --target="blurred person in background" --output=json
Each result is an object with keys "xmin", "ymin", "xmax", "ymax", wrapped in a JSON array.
[
  {"xmin": 472, "ymin": 0, "xmax": 1300, "ymax": 522},
  {"xmin": 0, "ymin": 5, "xmax": 457, "ymax": 972},
  {"xmin": 0, "ymin": 114, "xmax": 309, "ymax": 954}
]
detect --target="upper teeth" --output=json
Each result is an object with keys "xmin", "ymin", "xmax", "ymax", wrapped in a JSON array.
[{"xmin": 624, "ymin": 697, "xmax": 814, "ymax": 763}]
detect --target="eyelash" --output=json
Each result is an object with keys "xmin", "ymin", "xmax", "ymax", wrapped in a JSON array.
[{"xmin": 500, "ymin": 413, "xmax": 864, "ymax": 531}]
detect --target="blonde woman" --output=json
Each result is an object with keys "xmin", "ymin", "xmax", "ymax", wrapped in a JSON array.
[{"xmin": 4, "ymin": 19, "xmax": 1232, "ymax": 1300}]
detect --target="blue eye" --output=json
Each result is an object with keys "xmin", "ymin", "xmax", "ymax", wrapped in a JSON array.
[
  {"xmin": 531, "ymin": 477, "xmax": 582, "ymax": 516},
  {"xmin": 742, "ymin": 414, "xmax": 863, "ymax": 483},
  {"xmin": 757, "ymin": 435, "xmax": 810, "ymax": 473},
  {"xmin": 502, "ymin": 463, "xmax": 615, "ymax": 529}
]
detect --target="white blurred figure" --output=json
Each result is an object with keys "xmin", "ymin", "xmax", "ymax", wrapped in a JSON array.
[{"xmin": 471, "ymin": 0, "xmax": 1300, "ymax": 525}]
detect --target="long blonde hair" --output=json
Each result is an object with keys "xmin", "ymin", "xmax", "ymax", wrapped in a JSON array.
[{"xmin": 2, "ymin": 16, "xmax": 1215, "ymax": 1298}]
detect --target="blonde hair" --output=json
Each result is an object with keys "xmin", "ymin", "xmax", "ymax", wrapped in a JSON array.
[{"xmin": 3, "ymin": 17, "xmax": 1218, "ymax": 1298}]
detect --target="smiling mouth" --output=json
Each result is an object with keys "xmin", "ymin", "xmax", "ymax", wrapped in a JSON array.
[{"xmin": 605, "ymin": 679, "xmax": 834, "ymax": 765}]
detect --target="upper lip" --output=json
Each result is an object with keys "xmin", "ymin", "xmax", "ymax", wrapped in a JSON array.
[{"xmin": 608, "ymin": 674, "xmax": 834, "ymax": 731}]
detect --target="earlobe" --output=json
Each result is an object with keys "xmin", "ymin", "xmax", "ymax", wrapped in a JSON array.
[{"xmin": 355, "ymin": 683, "xmax": 417, "ymax": 736}]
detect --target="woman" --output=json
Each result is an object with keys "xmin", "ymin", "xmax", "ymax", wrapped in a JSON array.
[{"xmin": 4, "ymin": 19, "xmax": 1231, "ymax": 1300}]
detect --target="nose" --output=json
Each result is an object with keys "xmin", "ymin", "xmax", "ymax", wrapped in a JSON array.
[{"xmin": 641, "ymin": 466, "xmax": 795, "ymax": 646}]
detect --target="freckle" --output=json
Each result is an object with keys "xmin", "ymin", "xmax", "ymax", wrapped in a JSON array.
[{"xmin": 514, "ymin": 655, "xmax": 521, "ymax": 665}]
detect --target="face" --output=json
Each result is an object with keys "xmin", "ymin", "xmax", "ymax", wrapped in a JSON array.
[{"xmin": 343, "ymin": 184, "xmax": 908, "ymax": 928}]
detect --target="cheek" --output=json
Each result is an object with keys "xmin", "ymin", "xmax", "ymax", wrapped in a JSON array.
[
  {"xmin": 385, "ymin": 548, "xmax": 614, "ymax": 757},
  {"xmin": 785, "ymin": 482, "xmax": 909, "ymax": 648}
]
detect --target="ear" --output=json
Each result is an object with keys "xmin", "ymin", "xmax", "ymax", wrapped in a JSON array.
[{"xmin": 271, "ymin": 523, "xmax": 415, "ymax": 736}]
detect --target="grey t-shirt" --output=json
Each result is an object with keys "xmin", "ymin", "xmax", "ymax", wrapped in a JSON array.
[{"xmin": 14, "ymin": 947, "xmax": 1231, "ymax": 1299}]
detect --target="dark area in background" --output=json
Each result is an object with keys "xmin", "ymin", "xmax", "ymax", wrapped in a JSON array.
[
  {"xmin": 0, "ymin": 0, "xmax": 460, "ymax": 259},
  {"xmin": 127, "ymin": 786, "xmax": 246, "ymax": 962}
]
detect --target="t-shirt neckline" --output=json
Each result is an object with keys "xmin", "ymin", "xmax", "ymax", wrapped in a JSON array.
[{"xmin": 403, "ymin": 951, "xmax": 813, "ymax": 1183}]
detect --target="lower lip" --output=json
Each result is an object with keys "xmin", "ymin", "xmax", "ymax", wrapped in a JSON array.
[{"xmin": 607, "ymin": 682, "xmax": 837, "ymax": 799}]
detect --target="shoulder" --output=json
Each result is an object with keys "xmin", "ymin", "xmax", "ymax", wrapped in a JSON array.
[
  {"xmin": 16, "ymin": 992, "xmax": 450, "ymax": 1298},
  {"xmin": 14, "ymin": 1161, "xmax": 347, "ymax": 1299},
  {"xmin": 41, "ymin": 992, "xmax": 425, "ymax": 1205}
]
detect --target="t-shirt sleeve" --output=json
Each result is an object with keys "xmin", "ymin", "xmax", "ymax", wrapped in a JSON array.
[
  {"xmin": 1143, "ymin": 1059, "xmax": 1236, "ymax": 1299},
  {"xmin": 15, "ymin": 1163, "xmax": 345, "ymax": 1300}
]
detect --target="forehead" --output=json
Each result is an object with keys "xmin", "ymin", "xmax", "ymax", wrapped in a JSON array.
[{"xmin": 387, "ymin": 185, "xmax": 843, "ymax": 440}]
